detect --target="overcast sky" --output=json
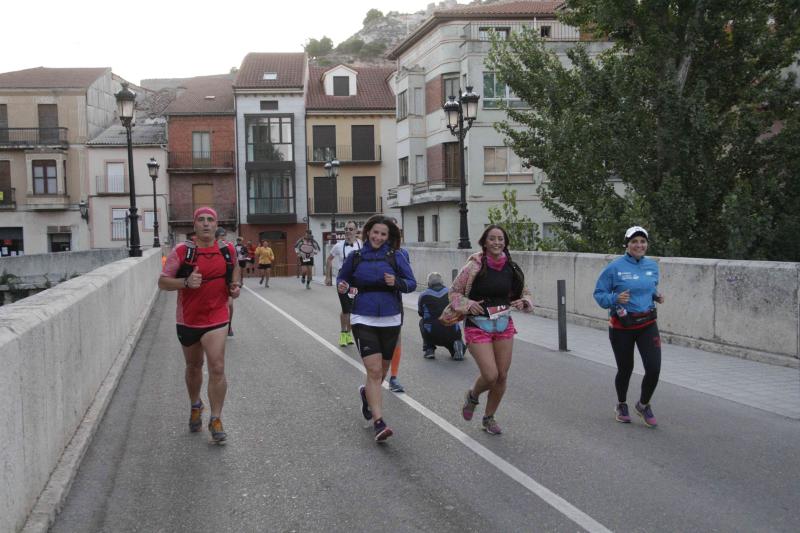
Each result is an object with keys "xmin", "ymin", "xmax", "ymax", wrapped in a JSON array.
[{"xmin": 0, "ymin": 0, "xmax": 436, "ymax": 84}]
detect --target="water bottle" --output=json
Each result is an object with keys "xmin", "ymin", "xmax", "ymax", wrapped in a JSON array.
[{"xmin": 616, "ymin": 306, "xmax": 627, "ymax": 318}]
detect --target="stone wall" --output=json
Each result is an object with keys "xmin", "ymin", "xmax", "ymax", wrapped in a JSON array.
[
  {"xmin": 405, "ymin": 247, "xmax": 800, "ymax": 366},
  {"xmin": 0, "ymin": 249, "xmax": 161, "ymax": 533}
]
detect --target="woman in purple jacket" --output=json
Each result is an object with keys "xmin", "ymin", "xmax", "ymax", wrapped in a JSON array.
[{"xmin": 337, "ymin": 215, "xmax": 416, "ymax": 442}]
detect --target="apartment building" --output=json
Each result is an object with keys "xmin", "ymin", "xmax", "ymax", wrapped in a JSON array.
[
  {"xmin": 386, "ymin": 0, "xmax": 611, "ymax": 246},
  {"xmin": 164, "ymin": 74, "xmax": 236, "ymax": 242},
  {"xmin": 0, "ymin": 67, "xmax": 121, "ymax": 255},
  {"xmin": 305, "ymin": 64, "xmax": 397, "ymax": 258},
  {"xmin": 233, "ymin": 53, "xmax": 308, "ymax": 275}
]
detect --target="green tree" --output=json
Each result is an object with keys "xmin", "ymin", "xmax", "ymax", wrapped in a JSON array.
[
  {"xmin": 304, "ymin": 36, "xmax": 334, "ymax": 58},
  {"xmin": 487, "ymin": 0, "xmax": 800, "ymax": 260},
  {"xmin": 336, "ymin": 37, "xmax": 365, "ymax": 55},
  {"xmin": 363, "ymin": 9, "xmax": 384, "ymax": 26},
  {"xmin": 487, "ymin": 189, "xmax": 539, "ymax": 251}
]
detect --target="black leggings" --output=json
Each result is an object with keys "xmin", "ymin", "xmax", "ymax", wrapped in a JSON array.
[{"xmin": 609, "ymin": 322, "xmax": 661, "ymax": 404}]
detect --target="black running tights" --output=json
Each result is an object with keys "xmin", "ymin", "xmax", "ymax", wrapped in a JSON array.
[{"xmin": 609, "ymin": 322, "xmax": 661, "ymax": 404}]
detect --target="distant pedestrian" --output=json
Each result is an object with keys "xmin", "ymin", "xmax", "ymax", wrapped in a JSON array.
[
  {"xmin": 255, "ymin": 239, "xmax": 275, "ymax": 287},
  {"xmin": 387, "ymin": 217, "xmax": 408, "ymax": 393},
  {"xmin": 295, "ymin": 230, "xmax": 320, "ymax": 289},
  {"xmin": 326, "ymin": 220, "xmax": 361, "ymax": 346},
  {"xmin": 448, "ymin": 225, "xmax": 533, "ymax": 435},
  {"xmin": 235, "ymin": 237, "xmax": 249, "ymax": 274},
  {"xmin": 593, "ymin": 226, "xmax": 664, "ymax": 428},
  {"xmin": 216, "ymin": 228, "xmax": 235, "ymax": 337},
  {"xmin": 418, "ymin": 272, "xmax": 465, "ymax": 360},
  {"xmin": 337, "ymin": 215, "xmax": 416, "ymax": 442},
  {"xmin": 246, "ymin": 240, "xmax": 256, "ymax": 274},
  {"xmin": 158, "ymin": 207, "xmax": 241, "ymax": 444}
]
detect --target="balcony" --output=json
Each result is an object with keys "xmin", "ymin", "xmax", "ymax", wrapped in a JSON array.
[
  {"xmin": 95, "ymin": 175, "xmax": 128, "ymax": 195},
  {"xmin": 168, "ymin": 151, "xmax": 235, "ymax": 173},
  {"xmin": 168, "ymin": 202, "xmax": 237, "ymax": 224},
  {"xmin": 309, "ymin": 195, "xmax": 382, "ymax": 216},
  {"xmin": 307, "ymin": 145, "xmax": 382, "ymax": 164},
  {"xmin": 462, "ymin": 21, "xmax": 582, "ymax": 43},
  {"xmin": 387, "ymin": 178, "xmax": 461, "ymax": 208},
  {"xmin": 0, "ymin": 128, "xmax": 69, "ymax": 149},
  {"xmin": 0, "ymin": 188, "xmax": 15, "ymax": 210}
]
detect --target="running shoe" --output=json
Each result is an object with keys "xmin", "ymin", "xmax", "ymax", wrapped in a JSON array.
[
  {"xmin": 346, "ymin": 331, "xmax": 355, "ymax": 345},
  {"xmin": 339, "ymin": 332, "xmax": 348, "ymax": 347},
  {"xmin": 374, "ymin": 418, "xmax": 393, "ymax": 442},
  {"xmin": 452, "ymin": 340, "xmax": 465, "ymax": 361},
  {"xmin": 189, "ymin": 400, "xmax": 204, "ymax": 432},
  {"xmin": 301, "ymin": 276, "xmax": 305, "ymax": 284},
  {"xmin": 635, "ymin": 402, "xmax": 658, "ymax": 428},
  {"xmin": 462, "ymin": 390, "xmax": 479, "ymax": 421},
  {"xmin": 615, "ymin": 402, "xmax": 632, "ymax": 423},
  {"xmin": 388, "ymin": 376, "xmax": 405, "ymax": 393},
  {"xmin": 423, "ymin": 347, "xmax": 436, "ymax": 359},
  {"xmin": 359, "ymin": 385, "xmax": 372, "ymax": 421},
  {"xmin": 208, "ymin": 417, "xmax": 227, "ymax": 444},
  {"xmin": 306, "ymin": 281, "xmax": 311, "ymax": 290},
  {"xmin": 227, "ymin": 327, "xmax": 234, "ymax": 337},
  {"xmin": 482, "ymin": 415, "xmax": 502, "ymax": 435}
]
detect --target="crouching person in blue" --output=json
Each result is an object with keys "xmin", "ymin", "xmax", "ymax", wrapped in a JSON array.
[
  {"xmin": 418, "ymin": 272, "xmax": 465, "ymax": 360},
  {"xmin": 337, "ymin": 215, "xmax": 416, "ymax": 442}
]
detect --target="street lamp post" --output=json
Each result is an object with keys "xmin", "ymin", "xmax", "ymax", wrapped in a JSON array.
[
  {"xmin": 324, "ymin": 159, "xmax": 340, "ymax": 243},
  {"xmin": 115, "ymin": 82, "xmax": 141, "ymax": 257},
  {"xmin": 443, "ymin": 86, "xmax": 480, "ymax": 249},
  {"xmin": 147, "ymin": 157, "xmax": 160, "ymax": 248}
]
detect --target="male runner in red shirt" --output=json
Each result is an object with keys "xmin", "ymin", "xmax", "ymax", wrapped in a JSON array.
[{"xmin": 158, "ymin": 207, "xmax": 241, "ymax": 444}]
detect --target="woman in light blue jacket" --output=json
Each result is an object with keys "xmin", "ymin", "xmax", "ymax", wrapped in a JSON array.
[{"xmin": 594, "ymin": 226, "xmax": 665, "ymax": 428}]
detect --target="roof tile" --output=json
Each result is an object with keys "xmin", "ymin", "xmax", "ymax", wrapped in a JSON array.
[
  {"xmin": 234, "ymin": 53, "xmax": 306, "ymax": 89},
  {"xmin": 164, "ymin": 74, "xmax": 235, "ymax": 114},
  {"xmin": 0, "ymin": 67, "xmax": 110, "ymax": 89},
  {"xmin": 306, "ymin": 66, "xmax": 395, "ymax": 111}
]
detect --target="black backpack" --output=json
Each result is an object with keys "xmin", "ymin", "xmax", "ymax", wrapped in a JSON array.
[
  {"xmin": 350, "ymin": 249, "xmax": 398, "ymax": 273},
  {"xmin": 176, "ymin": 241, "xmax": 234, "ymax": 285}
]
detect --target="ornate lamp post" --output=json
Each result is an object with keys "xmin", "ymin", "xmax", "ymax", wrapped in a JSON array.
[
  {"xmin": 443, "ymin": 86, "xmax": 479, "ymax": 249},
  {"xmin": 146, "ymin": 157, "xmax": 160, "ymax": 247},
  {"xmin": 324, "ymin": 158, "xmax": 340, "ymax": 242},
  {"xmin": 114, "ymin": 82, "xmax": 141, "ymax": 257}
]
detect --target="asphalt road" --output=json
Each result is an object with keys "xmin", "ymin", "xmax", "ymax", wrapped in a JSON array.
[{"xmin": 52, "ymin": 277, "xmax": 800, "ymax": 532}]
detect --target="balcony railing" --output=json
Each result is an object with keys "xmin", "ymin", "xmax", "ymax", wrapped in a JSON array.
[
  {"xmin": 412, "ymin": 178, "xmax": 461, "ymax": 194},
  {"xmin": 168, "ymin": 151, "xmax": 235, "ymax": 170},
  {"xmin": 0, "ymin": 127, "xmax": 69, "ymax": 149},
  {"xmin": 0, "ymin": 188, "xmax": 16, "ymax": 210},
  {"xmin": 95, "ymin": 175, "xmax": 128, "ymax": 195},
  {"xmin": 462, "ymin": 21, "xmax": 582, "ymax": 42},
  {"xmin": 307, "ymin": 145, "xmax": 382, "ymax": 163},
  {"xmin": 169, "ymin": 202, "xmax": 237, "ymax": 223},
  {"xmin": 309, "ymin": 195, "xmax": 381, "ymax": 215}
]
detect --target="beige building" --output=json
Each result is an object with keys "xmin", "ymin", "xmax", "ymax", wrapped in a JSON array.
[
  {"xmin": 0, "ymin": 67, "xmax": 123, "ymax": 255},
  {"xmin": 305, "ymin": 64, "xmax": 398, "ymax": 258}
]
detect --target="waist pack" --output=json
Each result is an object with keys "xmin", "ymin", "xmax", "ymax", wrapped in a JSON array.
[
  {"xmin": 468, "ymin": 315, "xmax": 510, "ymax": 334},
  {"xmin": 614, "ymin": 308, "xmax": 657, "ymax": 327}
]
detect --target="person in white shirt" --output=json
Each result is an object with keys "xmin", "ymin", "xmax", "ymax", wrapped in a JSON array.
[{"xmin": 325, "ymin": 221, "xmax": 362, "ymax": 346}]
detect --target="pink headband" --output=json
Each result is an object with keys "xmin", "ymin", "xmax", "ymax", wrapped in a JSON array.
[{"xmin": 193, "ymin": 207, "xmax": 217, "ymax": 220}]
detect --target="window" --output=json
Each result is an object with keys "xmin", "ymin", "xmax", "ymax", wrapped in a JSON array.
[
  {"xmin": 246, "ymin": 116, "xmax": 293, "ymax": 162},
  {"xmin": 399, "ymin": 157, "xmax": 409, "ymax": 185},
  {"xmin": 542, "ymin": 222, "xmax": 558, "ymax": 240},
  {"xmin": 333, "ymin": 76, "xmax": 350, "ymax": 96},
  {"xmin": 0, "ymin": 160, "xmax": 10, "ymax": 190},
  {"xmin": 352, "ymin": 176, "xmax": 376, "ymax": 213},
  {"xmin": 484, "ymin": 147, "xmax": 534, "ymax": 183},
  {"xmin": 540, "ymin": 26, "xmax": 552, "ymax": 38},
  {"xmin": 192, "ymin": 132, "xmax": 211, "ymax": 162},
  {"xmin": 443, "ymin": 74, "xmax": 460, "ymax": 102},
  {"xmin": 112, "ymin": 209, "xmax": 128, "ymax": 241},
  {"xmin": 351, "ymin": 125, "xmax": 375, "ymax": 160},
  {"xmin": 0, "ymin": 104, "xmax": 7, "ymax": 143},
  {"xmin": 397, "ymin": 90, "xmax": 408, "ymax": 120},
  {"xmin": 483, "ymin": 72, "xmax": 525, "ymax": 109},
  {"xmin": 432, "ymin": 214, "xmax": 439, "ymax": 242},
  {"xmin": 313, "ymin": 176, "xmax": 336, "ymax": 213},
  {"xmin": 312, "ymin": 125, "xmax": 336, "ymax": 161},
  {"xmin": 38, "ymin": 104, "xmax": 59, "ymax": 143},
  {"xmin": 413, "ymin": 87, "xmax": 423, "ymax": 115},
  {"xmin": 263, "ymin": 72, "xmax": 277, "ymax": 80},
  {"xmin": 478, "ymin": 27, "xmax": 510, "ymax": 41},
  {"xmin": 417, "ymin": 216, "xmax": 425, "ymax": 242},
  {"xmin": 444, "ymin": 143, "xmax": 461, "ymax": 183},
  {"xmin": 32, "ymin": 160, "xmax": 57, "ymax": 194},
  {"xmin": 260, "ymin": 100, "xmax": 278, "ymax": 110},
  {"xmin": 248, "ymin": 168, "xmax": 294, "ymax": 214},
  {"xmin": 49, "ymin": 232, "xmax": 71, "ymax": 252},
  {"xmin": 143, "ymin": 210, "xmax": 157, "ymax": 230},
  {"xmin": 415, "ymin": 155, "xmax": 425, "ymax": 182},
  {"xmin": 106, "ymin": 162, "xmax": 125, "ymax": 193}
]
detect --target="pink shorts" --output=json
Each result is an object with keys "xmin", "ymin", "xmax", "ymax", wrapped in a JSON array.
[{"xmin": 464, "ymin": 317, "xmax": 517, "ymax": 344}]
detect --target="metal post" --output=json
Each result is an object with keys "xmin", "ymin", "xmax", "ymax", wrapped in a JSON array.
[
  {"xmin": 151, "ymin": 178, "xmax": 160, "ymax": 248},
  {"xmin": 124, "ymin": 120, "xmax": 141, "ymax": 257},
  {"xmin": 457, "ymin": 113, "xmax": 470, "ymax": 249},
  {"xmin": 557, "ymin": 279, "xmax": 568, "ymax": 351}
]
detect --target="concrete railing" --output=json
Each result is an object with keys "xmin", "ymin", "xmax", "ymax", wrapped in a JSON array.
[
  {"xmin": 0, "ymin": 249, "xmax": 161, "ymax": 533},
  {"xmin": 0, "ymin": 248, "xmax": 130, "ymax": 286},
  {"xmin": 405, "ymin": 247, "xmax": 800, "ymax": 367}
]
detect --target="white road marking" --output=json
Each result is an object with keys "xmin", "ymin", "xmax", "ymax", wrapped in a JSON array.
[{"xmin": 245, "ymin": 285, "xmax": 613, "ymax": 533}]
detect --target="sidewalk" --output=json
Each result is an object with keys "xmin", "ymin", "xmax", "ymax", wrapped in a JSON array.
[{"xmin": 401, "ymin": 292, "xmax": 800, "ymax": 420}]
